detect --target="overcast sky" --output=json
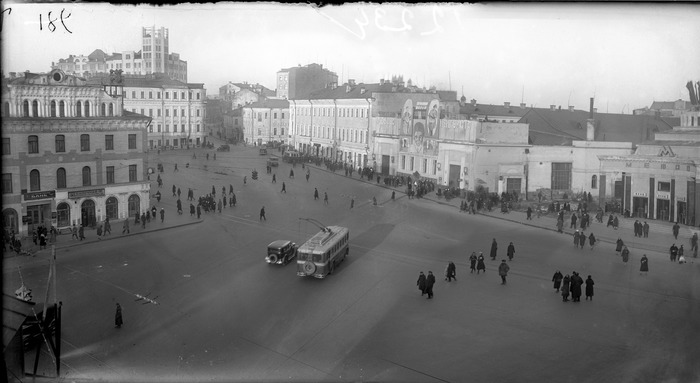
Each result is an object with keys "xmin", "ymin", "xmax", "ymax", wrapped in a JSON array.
[{"xmin": 2, "ymin": 2, "xmax": 699, "ymax": 113}]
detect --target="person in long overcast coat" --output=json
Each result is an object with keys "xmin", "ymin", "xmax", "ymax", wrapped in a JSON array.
[
  {"xmin": 425, "ymin": 271, "xmax": 435, "ymax": 299},
  {"xmin": 417, "ymin": 272, "xmax": 427, "ymax": 296},
  {"xmin": 552, "ymin": 271, "xmax": 563, "ymax": 292},
  {"xmin": 585, "ymin": 275, "xmax": 595, "ymax": 300},
  {"xmin": 490, "ymin": 239, "xmax": 498, "ymax": 260},
  {"xmin": 561, "ymin": 275, "xmax": 571, "ymax": 302},
  {"xmin": 570, "ymin": 272, "xmax": 583, "ymax": 302},
  {"xmin": 476, "ymin": 253, "xmax": 486, "ymax": 274}
]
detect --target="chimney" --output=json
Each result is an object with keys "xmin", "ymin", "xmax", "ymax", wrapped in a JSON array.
[
  {"xmin": 504, "ymin": 102, "xmax": 511, "ymax": 108},
  {"xmin": 471, "ymin": 99, "xmax": 477, "ymax": 106},
  {"xmin": 589, "ymin": 97, "xmax": 595, "ymax": 118},
  {"xmin": 586, "ymin": 119, "xmax": 596, "ymax": 141},
  {"xmin": 568, "ymin": 105, "xmax": 574, "ymax": 112},
  {"xmin": 380, "ymin": 78, "xmax": 384, "ymax": 85},
  {"xmin": 520, "ymin": 102, "xmax": 526, "ymax": 109},
  {"xmin": 550, "ymin": 105, "xmax": 556, "ymax": 111},
  {"xmin": 360, "ymin": 87, "xmax": 366, "ymax": 95}
]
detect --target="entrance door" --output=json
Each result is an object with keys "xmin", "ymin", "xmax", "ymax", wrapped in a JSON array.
[
  {"xmin": 26, "ymin": 205, "xmax": 43, "ymax": 233},
  {"xmin": 677, "ymin": 201, "xmax": 687, "ymax": 225},
  {"xmin": 449, "ymin": 165, "xmax": 461, "ymax": 188},
  {"xmin": 656, "ymin": 199, "xmax": 670, "ymax": 221},
  {"xmin": 381, "ymin": 155, "xmax": 390, "ymax": 176},
  {"xmin": 506, "ymin": 178, "xmax": 522, "ymax": 194},
  {"xmin": 128, "ymin": 195, "xmax": 140, "ymax": 219},
  {"xmin": 105, "ymin": 197, "xmax": 119, "ymax": 220},
  {"xmin": 56, "ymin": 202, "xmax": 71, "ymax": 228},
  {"xmin": 632, "ymin": 197, "xmax": 648, "ymax": 219},
  {"xmin": 81, "ymin": 200, "xmax": 96, "ymax": 227}
]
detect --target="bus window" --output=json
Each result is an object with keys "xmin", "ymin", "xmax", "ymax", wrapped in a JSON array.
[{"xmin": 313, "ymin": 253, "xmax": 323, "ymax": 263}]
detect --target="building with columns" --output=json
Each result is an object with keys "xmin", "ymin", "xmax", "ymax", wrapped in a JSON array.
[{"xmin": 1, "ymin": 70, "xmax": 152, "ymax": 236}]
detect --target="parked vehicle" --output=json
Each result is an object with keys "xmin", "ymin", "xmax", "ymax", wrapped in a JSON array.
[
  {"xmin": 283, "ymin": 150, "xmax": 301, "ymax": 163},
  {"xmin": 266, "ymin": 240, "xmax": 298, "ymax": 265},
  {"xmin": 267, "ymin": 156, "xmax": 279, "ymax": 167},
  {"xmin": 216, "ymin": 144, "xmax": 230, "ymax": 152}
]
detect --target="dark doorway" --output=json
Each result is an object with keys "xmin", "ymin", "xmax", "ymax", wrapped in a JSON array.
[
  {"xmin": 449, "ymin": 165, "xmax": 461, "ymax": 188},
  {"xmin": 80, "ymin": 199, "xmax": 96, "ymax": 227},
  {"xmin": 632, "ymin": 197, "xmax": 648, "ymax": 218},
  {"xmin": 381, "ymin": 155, "xmax": 390, "ymax": 176},
  {"xmin": 656, "ymin": 199, "xmax": 670, "ymax": 221}
]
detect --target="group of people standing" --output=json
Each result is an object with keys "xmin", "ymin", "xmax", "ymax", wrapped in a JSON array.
[{"xmin": 552, "ymin": 271, "xmax": 594, "ymax": 302}]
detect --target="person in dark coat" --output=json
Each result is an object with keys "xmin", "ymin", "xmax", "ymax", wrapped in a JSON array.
[
  {"xmin": 490, "ymin": 238, "xmax": 498, "ymax": 260},
  {"xmin": 621, "ymin": 246, "xmax": 630, "ymax": 263},
  {"xmin": 669, "ymin": 244, "xmax": 678, "ymax": 262},
  {"xmin": 190, "ymin": 203, "xmax": 195, "ymax": 216},
  {"xmin": 588, "ymin": 233, "xmax": 596, "ymax": 250},
  {"xmin": 573, "ymin": 231, "xmax": 580, "ymax": 248},
  {"xmin": 561, "ymin": 275, "xmax": 571, "ymax": 302},
  {"xmin": 476, "ymin": 253, "xmax": 486, "ymax": 273},
  {"xmin": 281, "ymin": 182, "xmax": 286, "ymax": 193},
  {"xmin": 507, "ymin": 242, "xmax": 515, "ymax": 261},
  {"xmin": 314, "ymin": 188, "xmax": 319, "ymax": 200},
  {"xmin": 160, "ymin": 208, "xmax": 165, "ymax": 223},
  {"xmin": 197, "ymin": 205, "xmax": 201, "ymax": 219},
  {"xmin": 672, "ymin": 222, "xmax": 680, "ymax": 239},
  {"xmin": 417, "ymin": 272, "xmax": 427, "ymax": 295},
  {"xmin": 425, "ymin": 271, "xmax": 435, "ymax": 299},
  {"xmin": 115, "ymin": 303, "xmax": 123, "ymax": 328},
  {"xmin": 552, "ymin": 271, "xmax": 563, "ymax": 292},
  {"xmin": 579, "ymin": 232, "xmax": 585, "ymax": 249},
  {"xmin": 613, "ymin": 216, "xmax": 619, "ymax": 230},
  {"xmin": 570, "ymin": 272, "xmax": 583, "ymax": 302},
  {"xmin": 498, "ymin": 260, "xmax": 510, "ymax": 284},
  {"xmin": 446, "ymin": 262, "xmax": 457, "ymax": 282},
  {"xmin": 616, "ymin": 238, "xmax": 624, "ymax": 255},
  {"xmin": 260, "ymin": 206, "xmax": 266, "ymax": 221},
  {"xmin": 78, "ymin": 225, "xmax": 85, "ymax": 241},
  {"xmin": 640, "ymin": 254, "xmax": 649, "ymax": 275},
  {"xmin": 585, "ymin": 275, "xmax": 595, "ymax": 300},
  {"xmin": 469, "ymin": 252, "xmax": 477, "ymax": 273},
  {"xmin": 643, "ymin": 221, "xmax": 650, "ymax": 238}
]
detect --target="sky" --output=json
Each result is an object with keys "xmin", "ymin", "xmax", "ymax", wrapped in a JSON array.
[{"xmin": 2, "ymin": 2, "xmax": 699, "ymax": 113}]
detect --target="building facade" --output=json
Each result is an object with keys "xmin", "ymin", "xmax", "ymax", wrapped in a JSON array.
[
  {"xmin": 276, "ymin": 63, "xmax": 338, "ymax": 100},
  {"xmin": 223, "ymin": 108, "xmax": 243, "ymax": 143},
  {"xmin": 242, "ymin": 100, "xmax": 289, "ymax": 146},
  {"xmin": 51, "ymin": 26, "xmax": 187, "ymax": 82},
  {"xmin": 1, "ymin": 70, "xmax": 152, "ymax": 236},
  {"xmin": 87, "ymin": 73, "xmax": 207, "ymax": 149},
  {"xmin": 219, "ymin": 82, "xmax": 275, "ymax": 108}
]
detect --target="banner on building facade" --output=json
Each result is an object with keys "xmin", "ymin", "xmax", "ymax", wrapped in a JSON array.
[
  {"xmin": 23, "ymin": 190, "xmax": 56, "ymax": 201},
  {"xmin": 426, "ymin": 99, "xmax": 439, "ymax": 139},
  {"xmin": 401, "ymin": 99, "xmax": 413, "ymax": 136},
  {"xmin": 68, "ymin": 188, "xmax": 105, "ymax": 199}
]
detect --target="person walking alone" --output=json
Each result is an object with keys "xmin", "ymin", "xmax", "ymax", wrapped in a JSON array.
[
  {"xmin": 425, "ymin": 271, "xmax": 435, "ymax": 299},
  {"xmin": 445, "ymin": 261, "xmax": 456, "ymax": 282},
  {"xmin": 314, "ymin": 188, "xmax": 319, "ymax": 200},
  {"xmin": 561, "ymin": 275, "xmax": 571, "ymax": 302},
  {"xmin": 476, "ymin": 253, "xmax": 486, "ymax": 274},
  {"xmin": 122, "ymin": 219, "xmax": 130, "ymax": 234},
  {"xmin": 585, "ymin": 275, "xmax": 595, "ymax": 301},
  {"xmin": 260, "ymin": 206, "xmax": 266, "ymax": 221},
  {"xmin": 498, "ymin": 259, "xmax": 510, "ymax": 285},
  {"xmin": 490, "ymin": 238, "xmax": 498, "ymax": 260},
  {"xmin": 640, "ymin": 254, "xmax": 649, "ymax": 275},
  {"xmin": 324, "ymin": 192, "xmax": 329, "ymax": 205},
  {"xmin": 78, "ymin": 225, "xmax": 85, "ymax": 241},
  {"xmin": 507, "ymin": 242, "xmax": 515, "ymax": 261},
  {"xmin": 115, "ymin": 303, "xmax": 123, "ymax": 328},
  {"xmin": 160, "ymin": 208, "xmax": 165, "ymax": 223},
  {"xmin": 281, "ymin": 182, "xmax": 286, "ymax": 193}
]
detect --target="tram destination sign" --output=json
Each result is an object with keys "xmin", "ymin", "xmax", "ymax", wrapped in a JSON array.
[
  {"xmin": 23, "ymin": 190, "xmax": 56, "ymax": 201},
  {"xmin": 68, "ymin": 188, "xmax": 105, "ymax": 199}
]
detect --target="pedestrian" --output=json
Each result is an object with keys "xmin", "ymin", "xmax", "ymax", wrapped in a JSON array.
[
  {"xmin": 244, "ymin": 176, "xmax": 247, "ymax": 185},
  {"xmin": 476, "ymin": 253, "xmax": 486, "ymax": 274},
  {"xmin": 160, "ymin": 208, "xmax": 165, "ymax": 223},
  {"xmin": 507, "ymin": 242, "xmax": 515, "ymax": 261},
  {"xmin": 350, "ymin": 198, "xmax": 354, "ymax": 209},
  {"xmin": 588, "ymin": 233, "xmax": 596, "ymax": 250},
  {"xmin": 561, "ymin": 275, "xmax": 571, "ymax": 302},
  {"xmin": 691, "ymin": 232, "xmax": 698, "ymax": 254},
  {"xmin": 306, "ymin": 172, "xmax": 310, "ymax": 182},
  {"xmin": 621, "ymin": 246, "xmax": 630, "ymax": 263},
  {"xmin": 640, "ymin": 254, "xmax": 649, "ymax": 275},
  {"xmin": 173, "ymin": 184, "xmax": 177, "ymax": 197},
  {"xmin": 391, "ymin": 191, "xmax": 395, "ymax": 200},
  {"xmin": 373, "ymin": 196, "xmax": 377, "ymax": 206},
  {"xmin": 425, "ymin": 271, "xmax": 435, "ymax": 299},
  {"xmin": 579, "ymin": 231, "xmax": 585, "ymax": 249},
  {"xmin": 570, "ymin": 213, "xmax": 578, "ymax": 229},
  {"xmin": 190, "ymin": 203, "xmax": 195, "ymax": 216},
  {"xmin": 174, "ymin": 163, "xmax": 178, "ymax": 172},
  {"xmin": 78, "ymin": 225, "xmax": 85, "ymax": 241},
  {"xmin": 39, "ymin": 231, "xmax": 48, "ymax": 248},
  {"xmin": 489, "ymin": 238, "xmax": 498, "ymax": 260},
  {"xmin": 573, "ymin": 230, "xmax": 580, "ymax": 248},
  {"xmin": 498, "ymin": 259, "xmax": 510, "ymax": 285},
  {"xmin": 445, "ymin": 261, "xmax": 456, "ymax": 282},
  {"xmin": 141, "ymin": 213, "xmax": 147, "ymax": 228},
  {"xmin": 260, "ymin": 206, "xmax": 266, "ymax": 221},
  {"xmin": 272, "ymin": 174, "xmax": 277, "ymax": 183},
  {"xmin": 104, "ymin": 218, "xmax": 111, "ymax": 236},
  {"xmin": 197, "ymin": 205, "xmax": 201, "ymax": 219},
  {"xmin": 281, "ymin": 182, "xmax": 286, "ymax": 193},
  {"xmin": 526, "ymin": 206, "xmax": 532, "ymax": 220},
  {"xmin": 417, "ymin": 272, "xmax": 427, "ymax": 296},
  {"xmin": 223, "ymin": 196, "xmax": 227, "ymax": 207},
  {"xmin": 678, "ymin": 245, "xmax": 684, "ymax": 262},
  {"xmin": 585, "ymin": 275, "xmax": 595, "ymax": 301},
  {"xmin": 122, "ymin": 219, "xmax": 130, "ymax": 234},
  {"xmin": 643, "ymin": 221, "xmax": 650, "ymax": 238},
  {"xmin": 177, "ymin": 187, "xmax": 181, "ymax": 199},
  {"xmin": 552, "ymin": 270, "xmax": 563, "ymax": 292},
  {"xmin": 669, "ymin": 244, "xmax": 678, "ymax": 262},
  {"xmin": 115, "ymin": 303, "xmax": 123, "ymax": 328},
  {"xmin": 615, "ymin": 238, "xmax": 624, "ymax": 255},
  {"xmin": 232, "ymin": 193, "xmax": 237, "ymax": 207},
  {"xmin": 672, "ymin": 222, "xmax": 680, "ymax": 240},
  {"xmin": 570, "ymin": 272, "xmax": 583, "ymax": 302},
  {"xmin": 72, "ymin": 224, "xmax": 78, "ymax": 239},
  {"xmin": 613, "ymin": 216, "xmax": 619, "ymax": 230},
  {"xmin": 324, "ymin": 192, "xmax": 329, "ymax": 205},
  {"xmin": 469, "ymin": 252, "xmax": 477, "ymax": 273},
  {"xmin": 218, "ymin": 199, "xmax": 222, "ymax": 213}
]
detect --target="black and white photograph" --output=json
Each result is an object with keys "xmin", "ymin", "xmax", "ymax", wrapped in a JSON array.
[{"xmin": 2, "ymin": 2, "xmax": 700, "ymax": 382}]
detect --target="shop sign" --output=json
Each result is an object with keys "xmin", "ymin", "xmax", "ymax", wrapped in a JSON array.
[
  {"xmin": 23, "ymin": 190, "xmax": 56, "ymax": 201},
  {"xmin": 656, "ymin": 192, "xmax": 670, "ymax": 200},
  {"xmin": 676, "ymin": 196, "xmax": 686, "ymax": 202},
  {"xmin": 633, "ymin": 192, "xmax": 647, "ymax": 197},
  {"xmin": 68, "ymin": 188, "xmax": 105, "ymax": 199}
]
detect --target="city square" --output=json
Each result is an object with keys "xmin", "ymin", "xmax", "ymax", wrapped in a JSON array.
[{"xmin": 2, "ymin": 3, "xmax": 700, "ymax": 383}]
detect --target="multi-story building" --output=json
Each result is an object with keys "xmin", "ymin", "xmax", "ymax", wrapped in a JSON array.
[
  {"xmin": 87, "ymin": 73, "xmax": 206, "ymax": 149},
  {"xmin": 1, "ymin": 70, "xmax": 152, "ymax": 236},
  {"xmin": 219, "ymin": 82, "xmax": 275, "ymax": 108},
  {"xmin": 51, "ymin": 26, "xmax": 187, "ymax": 82},
  {"xmin": 276, "ymin": 63, "xmax": 338, "ymax": 100},
  {"xmin": 290, "ymin": 78, "xmax": 459, "ymax": 170},
  {"xmin": 242, "ymin": 100, "xmax": 289, "ymax": 146},
  {"xmin": 223, "ymin": 108, "xmax": 243, "ymax": 143}
]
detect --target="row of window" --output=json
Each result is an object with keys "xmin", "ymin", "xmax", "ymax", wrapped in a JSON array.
[
  {"xmin": 149, "ymin": 124, "xmax": 200, "ymax": 133},
  {"xmin": 295, "ymin": 107, "xmax": 367, "ymax": 118},
  {"xmin": 2, "ymin": 134, "xmax": 137, "ymax": 155},
  {"xmin": 2, "ymin": 164, "xmax": 138, "ymax": 194},
  {"xmin": 129, "ymin": 90, "xmax": 201, "ymax": 100},
  {"xmin": 255, "ymin": 128, "xmax": 286, "ymax": 137},
  {"xmin": 294, "ymin": 125, "xmax": 366, "ymax": 144},
  {"xmin": 132, "ymin": 107, "xmax": 201, "ymax": 118},
  {"xmin": 400, "ymin": 155, "xmax": 438, "ymax": 176},
  {"xmin": 7, "ymin": 100, "xmax": 116, "ymax": 118},
  {"xmin": 255, "ymin": 112, "xmax": 286, "ymax": 121}
]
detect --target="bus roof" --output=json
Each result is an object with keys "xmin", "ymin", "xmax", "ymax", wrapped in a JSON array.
[{"xmin": 298, "ymin": 226, "xmax": 349, "ymax": 254}]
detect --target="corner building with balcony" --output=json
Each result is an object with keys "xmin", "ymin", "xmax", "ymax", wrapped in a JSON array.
[{"xmin": 1, "ymin": 70, "xmax": 152, "ymax": 236}]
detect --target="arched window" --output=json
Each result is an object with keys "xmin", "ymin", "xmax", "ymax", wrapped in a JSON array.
[
  {"xmin": 32, "ymin": 100, "xmax": 39, "ymax": 117},
  {"xmin": 56, "ymin": 203, "xmax": 70, "ymax": 227},
  {"xmin": 591, "ymin": 175, "xmax": 598, "ymax": 189},
  {"xmin": 22, "ymin": 100, "xmax": 29, "ymax": 117},
  {"xmin": 51, "ymin": 101, "xmax": 57, "ymax": 117},
  {"xmin": 101, "ymin": 103, "xmax": 106, "ymax": 116},
  {"xmin": 82, "ymin": 166, "xmax": 91, "ymax": 186},
  {"xmin": 76, "ymin": 101, "xmax": 82, "ymax": 117},
  {"xmin": 59, "ymin": 101, "xmax": 65, "ymax": 117},
  {"xmin": 109, "ymin": 103, "xmax": 114, "ymax": 116},
  {"xmin": 56, "ymin": 168, "xmax": 67, "ymax": 188},
  {"xmin": 105, "ymin": 197, "xmax": 119, "ymax": 220},
  {"xmin": 29, "ymin": 169, "xmax": 40, "ymax": 191},
  {"xmin": 84, "ymin": 101, "xmax": 90, "ymax": 117}
]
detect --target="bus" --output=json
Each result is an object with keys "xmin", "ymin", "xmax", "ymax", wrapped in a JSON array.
[{"xmin": 297, "ymin": 226, "xmax": 349, "ymax": 278}]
